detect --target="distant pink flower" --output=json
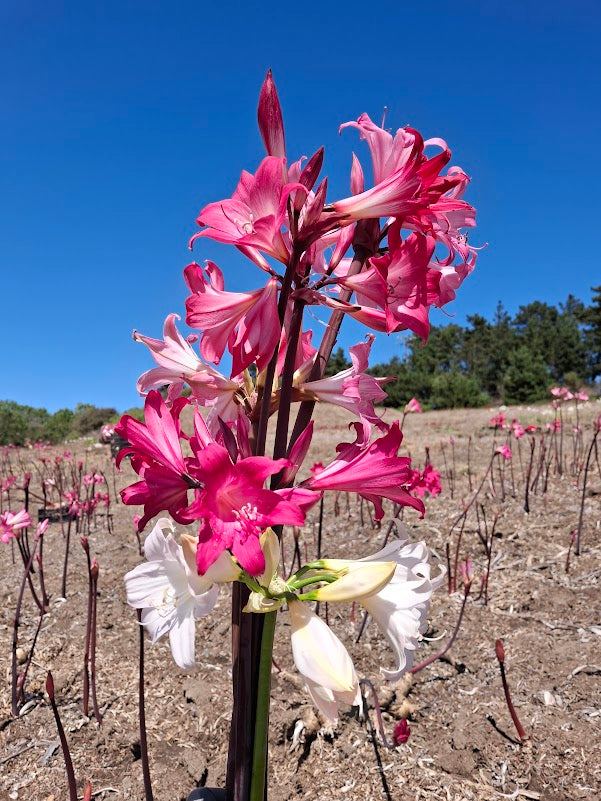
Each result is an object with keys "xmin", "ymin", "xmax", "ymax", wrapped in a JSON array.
[
  {"xmin": 574, "ymin": 391, "xmax": 589, "ymax": 402},
  {"xmin": 460, "ymin": 558, "xmax": 474, "ymax": 587},
  {"xmin": 404, "ymin": 397, "xmax": 423, "ymax": 414},
  {"xmin": 524, "ymin": 425, "xmax": 538, "ymax": 434},
  {"xmin": 100, "ymin": 425, "xmax": 114, "ymax": 443},
  {"xmin": 496, "ymin": 445, "xmax": 512, "ymax": 460},
  {"xmin": 511, "ymin": 420, "xmax": 525, "ymax": 439},
  {"xmin": 303, "ymin": 422, "xmax": 424, "ymax": 521},
  {"xmin": 1, "ymin": 509, "xmax": 31, "ymax": 543},
  {"xmin": 409, "ymin": 464, "xmax": 441, "ymax": 498},
  {"xmin": 489, "ymin": 412, "xmax": 507, "ymax": 429},
  {"xmin": 546, "ymin": 419, "xmax": 561, "ymax": 432}
]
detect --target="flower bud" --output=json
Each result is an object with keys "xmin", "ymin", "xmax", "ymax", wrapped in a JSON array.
[{"xmin": 309, "ymin": 561, "xmax": 396, "ymax": 602}]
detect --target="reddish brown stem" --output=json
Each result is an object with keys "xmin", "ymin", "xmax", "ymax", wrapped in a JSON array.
[
  {"xmin": 495, "ymin": 639, "xmax": 528, "ymax": 742},
  {"xmin": 411, "ymin": 582, "xmax": 471, "ymax": 674},
  {"xmin": 46, "ymin": 671, "xmax": 78, "ymax": 801}
]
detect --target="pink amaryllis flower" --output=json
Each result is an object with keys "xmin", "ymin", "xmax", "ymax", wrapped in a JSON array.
[
  {"xmin": 184, "ymin": 262, "xmax": 280, "ymax": 375},
  {"xmin": 294, "ymin": 334, "xmax": 389, "ymax": 434},
  {"xmin": 1, "ymin": 508, "xmax": 32, "ymax": 543},
  {"xmin": 115, "ymin": 392, "xmax": 203, "ymax": 531},
  {"xmin": 135, "ymin": 313, "xmax": 240, "ymax": 421},
  {"xmin": 409, "ymin": 464, "xmax": 442, "ymax": 498},
  {"xmin": 496, "ymin": 445, "xmax": 512, "ymax": 461},
  {"xmin": 190, "ymin": 156, "xmax": 302, "ymax": 264},
  {"xmin": 404, "ymin": 397, "xmax": 423, "ymax": 414},
  {"xmin": 340, "ymin": 112, "xmax": 421, "ymax": 186},
  {"xmin": 338, "ymin": 230, "xmax": 436, "ymax": 341},
  {"xmin": 303, "ymin": 422, "xmax": 424, "ymax": 521},
  {"xmin": 511, "ymin": 419, "xmax": 525, "ymax": 439},
  {"xmin": 193, "ymin": 440, "xmax": 310, "ymax": 576}
]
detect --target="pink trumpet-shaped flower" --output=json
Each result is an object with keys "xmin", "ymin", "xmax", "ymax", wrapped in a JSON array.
[
  {"xmin": 409, "ymin": 464, "xmax": 442, "ymax": 498},
  {"xmin": 184, "ymin": 263, "xmax": 280, "ymax": 375},
  {"xmin": 303, "ymin": 422, "xmax": 424, "ymax": 521},
  {"xmin": 496, "ymin": 445, "xmax": 512, "ymax": 460},
  {"xmin": 115, "ymin": 391, "xmax": 202, "ymax": 531},
  {"xmin": 340, "ymin": 113, "xmax": 420, "ymax": 186},
  {"xmin": 511, "ymin": 419, "xmax": 525, "ymax": 439},
  {"xmin": 404, "ymin": 397, "xmax": 423, "ymax": 414},
  {"xmin": 190, "ymin": 157, "xmax": 301, "ymax": 264},
  {"xmin": 295, "ymin": 335, "xmax": 389, "ymax": 434},
  {"xmin": 135, "ymin": 313, "xmax": 240, "ymax": 419},
  {"xmin": 193, "ymin": 443, "xmax": 310, "ymax": 576},
  {"xmin": 1, "ymin": 508, "xmax": 32, "ymax": 543}
]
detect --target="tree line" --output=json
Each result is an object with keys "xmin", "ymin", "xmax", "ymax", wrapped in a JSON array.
[
  {"xmin": 3, "ymin": 286, "xmax": 600, "ymax": 445},
  {"xmin": 329, "ymin": 285, "xmax": 601, "ymax": 409}
]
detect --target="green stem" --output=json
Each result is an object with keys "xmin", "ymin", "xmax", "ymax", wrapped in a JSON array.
[{"xmin": 250, "ymin": 610, "xmax": 277, "ymax": 801}]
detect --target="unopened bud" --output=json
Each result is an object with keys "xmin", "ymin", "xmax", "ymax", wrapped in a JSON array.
[
  {"xmin": 393, "ymin": 718, "xmax": 411, "ymax": 746},
  {"xmin": 46, "ymin": 670, "xmax": 55, "ymax": 699},
  {"xmin": 495, "ymin": 638, "xmax": 505, "ymax": 664}
]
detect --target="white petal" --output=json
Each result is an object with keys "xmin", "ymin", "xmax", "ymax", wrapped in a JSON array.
[
  {"xmin": 193, "ymin": 584, "xmax": 220, "ymax": 619},
  {"xmin": 168, "ymin": 611, "xmax": 196, "ymax": 669},
  {"xmin": 142, "ymin": 518, "xmax": 175, "ymax": 561},
  {"xmin": 141, "ymin": 605, "xmax": 175, "ymax": 643},
  {"xmin": 124, "ymin": 563, "xmax": 170, "ymax": 607},
  {"xmin": 289, "ymin": 602, "xmax": 357, "ymax": 693}
]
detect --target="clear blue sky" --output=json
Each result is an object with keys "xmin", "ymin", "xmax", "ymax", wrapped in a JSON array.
[{"xmin": 2, "ymin": 0, "xmax": 600, "ymax": 412}]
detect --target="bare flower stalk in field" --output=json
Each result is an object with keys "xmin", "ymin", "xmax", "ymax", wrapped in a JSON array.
[
  {"xmin": 574, "ymin": 417, "xmax": 601, "ymax": 556},
  {"xmin": 46, "ymin": 671, "xmax": 78, "ymax": 801},
  {"xmin": 11, "ymin": 519, "xmax": 47, "ymax": 716},
  {"xmin": 494, "ymin": 638, "xmax": 528, "ymax": 743},
  {"xmin": 89, "ymin": 558, "xmax": 102, "ymax": 724}
]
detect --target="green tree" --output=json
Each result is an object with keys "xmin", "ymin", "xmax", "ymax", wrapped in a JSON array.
[
  {"xmin": 430, "ymin": 372, "xmax": 488, "ymax": 409},
  {"xmin": 44, "ymin": 408, "xmax": 75, "ymax": 442},
  {"xmin": 503, "ymin": 346, "xmax": 550, "ymax": 404},
  {"xmin": 580, "ymin": 284, "xmax": 601, "ymax": 382}
]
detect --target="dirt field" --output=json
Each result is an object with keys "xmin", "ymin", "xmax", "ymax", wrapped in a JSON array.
[{"xmin": 1, "ymin": 400, "xmax": 600, "ymax": 801}]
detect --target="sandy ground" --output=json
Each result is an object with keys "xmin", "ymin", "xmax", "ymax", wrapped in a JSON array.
[{"xmin": 1, "ymin": 399, "xmax": 600, "ymax": 801}]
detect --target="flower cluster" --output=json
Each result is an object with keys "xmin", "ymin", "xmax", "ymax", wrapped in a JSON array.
[{"xmin": 119, "ymin": 72, "xmax": 477, "ymax": 725}]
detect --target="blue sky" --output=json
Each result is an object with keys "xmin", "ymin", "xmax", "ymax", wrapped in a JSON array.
[{"xmin": 1, "ymin": 0, "xmax": 600, "ymax": 412}]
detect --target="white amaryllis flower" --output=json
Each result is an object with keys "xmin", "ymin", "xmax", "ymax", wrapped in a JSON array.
[
  {"xmin": 289, "ymin": 600, "xmax": 361, "ymax": 725},
  {"xmin": 125, "ymin": 517, "xmax": 239, "ymax": 668},
  {"xmin": 317, "ymin": 532, "xmax": 444, "ymax": 680},
  {"xmin": 359, "ymin": 538, "xmax": 444, "ymax": 679}
]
